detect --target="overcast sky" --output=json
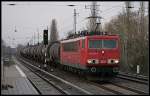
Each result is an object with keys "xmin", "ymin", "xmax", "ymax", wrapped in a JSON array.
[{"xmin": 2, "ymin": 1, "xmax": 148, "ymax": 48}]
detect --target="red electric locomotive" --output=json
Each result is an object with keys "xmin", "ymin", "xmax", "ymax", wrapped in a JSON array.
[
  {"xmin": 60, "ymin": 34, "xmax": 120, "ymax": 80},
  {"xmin": 20, "ymin": 31, "xmax": 120, "ymax": 81}
]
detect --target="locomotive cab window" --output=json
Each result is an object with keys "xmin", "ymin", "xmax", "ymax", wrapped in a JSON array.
[
  {"xmin": 89, "ymin": 40, "xmax": 102, "ymax": 49},
  {"xmin": 103, "ymin": 40, "xmax": 117, "ymax": 48},
  {"xmin": 88, "ymin": 39, "xmax": 117, "ymax": 49}
]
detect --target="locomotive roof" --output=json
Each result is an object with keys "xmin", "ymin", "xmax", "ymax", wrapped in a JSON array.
[
  {"xmin": 61, "ymin": 36, "xmax": 86, "ymax": 43},
  {"xmin": 61, "ymin": 35, "xmax": 119, "ymax": 43}
]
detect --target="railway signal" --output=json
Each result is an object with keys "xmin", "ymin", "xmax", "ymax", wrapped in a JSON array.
[
  {"xmin": 43, "ymin": 29, "xmax": 48, "ymax": 70},
  {"xmin": 43, "ymin": 29, "xmax": 48, "ymax": 45}
]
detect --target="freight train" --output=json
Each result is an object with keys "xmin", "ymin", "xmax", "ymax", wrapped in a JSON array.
[{"xmin": 19, "ymin": 31, "xmax": 120, "ymax": 81}]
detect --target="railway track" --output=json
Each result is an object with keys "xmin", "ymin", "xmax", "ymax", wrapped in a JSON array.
[
  {"xmin": 15, "ymin": 55, "xmax": 149, "ymax": 95},
  {"xmin": 89, "ymin": 78, "xmax": 148, "ymax": 95},
  {"xmin": 15, "ymin": 56, "xmax": 93, "ymax": 95},
  {"xmin": 108, "ymin": 81, "xmax": 149, "ymax": 95},
  {"xmin": 86, "ymin": 72, "xmax": 149, "ymax": 95},
  {"xmin": 13, "ymin": 56, "xmax": 67, "ymax": 95},
  {"xmin": 117, "ymin": 72, "xmax": 148, "ymax": 84},
  {"xmin": 89, "ymin": 81, "xmax": 138, "ymax": 95},
  {"xmin": 119, "ymin": 71, "xmax": 148, "ymax": 79}
]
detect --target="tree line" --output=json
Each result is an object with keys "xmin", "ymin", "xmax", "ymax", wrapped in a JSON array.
[{"xmin": 103, "ymin": 2, "xmax": 148, "ymax": 75}]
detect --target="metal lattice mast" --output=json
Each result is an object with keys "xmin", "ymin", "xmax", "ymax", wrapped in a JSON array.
[
  {"xmin": 37, "ymin": 28, "xmax": 39, "ymax": 45},
  {"xmin": 124, "ymin": 1, "xmax": 132, "ymax": 72},
  {"xmin": 139, "ymin": 2, "xmax": 145, "ymax": 36},
  {"xmin": 91, "ymin": 2, "xmax": 97, "ymax": 32},
  {"xmin": 125, "ymin": 1, "xmax": 132, "ymax": 33},
  {"xmin": 87, "ymin": 2, "xmax": 101, "ymax": 33}
]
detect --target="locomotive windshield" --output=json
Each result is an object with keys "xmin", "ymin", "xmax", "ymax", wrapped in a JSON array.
[
  {"xmin": 103, "ymin": 40, "xmax": 117, "ymax": 48},
  {"xmin": 89, "ymin": 39, "xmax": 117, "ymax": 49},
  {"xmin": 89, "ymin": 40, "xmax": 102, "ymax": 48}
]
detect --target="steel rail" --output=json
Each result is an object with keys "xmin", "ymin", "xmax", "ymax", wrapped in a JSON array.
[{"xmin": 16, "ymin": 56, "xmax": 93, "ymax": 95}]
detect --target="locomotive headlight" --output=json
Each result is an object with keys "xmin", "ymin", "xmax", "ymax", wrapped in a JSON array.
[
  {"xmin": 87, "ymin": 59, "xmax": 99, "ymax": 64},
  {"xmin": 114, "ymin": 60, "xmax": 119, "ymax": 63},
  {"xmin": 108, "ymin": 59, "xmax": 119, "ymax": 64},
  {"xmin": 87, "ymin": 59, "xmax": 92, "ymax": 64}
]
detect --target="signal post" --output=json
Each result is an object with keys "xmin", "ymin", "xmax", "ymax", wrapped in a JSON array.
[{"xmin": 43, "ymin": 29, "xmax": 48, "ymax": 71}]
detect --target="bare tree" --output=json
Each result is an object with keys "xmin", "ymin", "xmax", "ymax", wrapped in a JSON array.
[
  {"xmin": 66, "ymin": 30, "xmax": 74, "ymax": 38},
  {"xmin": 103, "ymin": 2, "xmax": 148, "ymax": 75},
  {"xmin": 49, "ymin": 19, "xmax": 59, "ymax": 43}
]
